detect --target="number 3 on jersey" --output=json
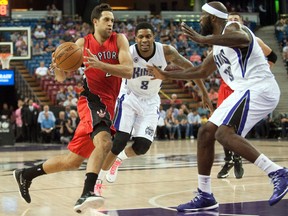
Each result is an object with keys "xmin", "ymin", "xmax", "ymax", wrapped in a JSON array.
[{"xmin": 141, "ymin": 81, "xmax": 149, "ymax": 90}]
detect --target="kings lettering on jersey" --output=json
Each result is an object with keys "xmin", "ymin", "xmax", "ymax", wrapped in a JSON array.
[
  {"xmin": 133, "ymin": 66, "xmax": 162, "ymax": 79},
  {"xmin": 213, "ymin": 49, "xmax": 231, "ymax": 68}
]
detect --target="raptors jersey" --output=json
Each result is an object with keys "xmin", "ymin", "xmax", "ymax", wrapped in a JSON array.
[
  {"xmin": 122, "ymin": 42, "xmax": 167, "ymax": 98},
  {"xmin": 213, "ymin": 22, "xmax": 274, "ymax": 91},
  {"xmin": 83, "ymin": 33, "xmax": 121, "ymax": 102}
]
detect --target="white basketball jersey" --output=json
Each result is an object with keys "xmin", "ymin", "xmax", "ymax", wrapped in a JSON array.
[
  {"xmin": 121, "ymin": 42, "xmax": 167, "ymax": 98},
  {"xmin": 213, "ymin": 22, "xmax": 274, "ymax": 91}
]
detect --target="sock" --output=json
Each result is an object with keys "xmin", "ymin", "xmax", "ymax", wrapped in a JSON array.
[
  {"xmin": 82, "ymin": 173, "xmax": 98, "ymax": 196},
  {"xmin": 254, "ymin": 154, "xmax": 282, "ymax": 174},
  {"xmin": 23, "ymin": 164, "xmax": 46, "ymax": 181},
  {"xmin": 97, "ymin": 169, "xmax": 108, "ymax": 182},
  {"xmin": 198, "ymin": 174, "xmax": 212, "ymax": 194},
  {"xmin": 117, "ymin": 150, "xmax": 128, "ymax": 161}
]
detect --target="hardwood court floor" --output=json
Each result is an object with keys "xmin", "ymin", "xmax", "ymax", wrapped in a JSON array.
[{"xmin": 0, "ymin": 139, "xmax": 288, "ymax": 216}]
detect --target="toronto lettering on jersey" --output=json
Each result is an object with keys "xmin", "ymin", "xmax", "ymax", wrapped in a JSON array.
[
  {"xmin": 96, "ymin": 51, "xmax": 117, "ymax": 61},
  {"xmin": 133, "ymin": 66, "xmax": 162, "ymax": 78}
]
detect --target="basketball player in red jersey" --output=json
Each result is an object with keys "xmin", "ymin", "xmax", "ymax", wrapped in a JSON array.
[
  {"xmin": 217, "ymin": 12, "xmax": 278, "ymax": 179},
  {"xmin": 13, "ymin": 3, "xmax": 133, "ymax": 214}
]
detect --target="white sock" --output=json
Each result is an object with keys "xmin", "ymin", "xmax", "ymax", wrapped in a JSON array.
[
  {"xmin": 97, "ymin": 169, "xmax": 108, "ymax": 181},
  {"xmin": 254, "ymin": 154, "xmax": 282, "ymax": 174},
  {"xmin": 118, "ymin": 150, "xmax": 128, "ymax": 161},
  {"xmin": 198, "ymin": 174, "xmax": 212, "ymax": 194}
]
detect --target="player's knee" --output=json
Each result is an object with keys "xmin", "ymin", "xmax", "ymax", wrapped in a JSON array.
[
  {"xmin": 111, "ymin": 131, "xmax": 130, "ymax": 155},
  {"xmin": 132, "ymin": 137, "xmax": 152, "ymax": 155},
  {"xmin": 215, "ymin": 125, "xmax": 233, "ymax": 144},
  {"xmin": 198, "ymin": 123, "xmax": 215, "ymax": 140}
]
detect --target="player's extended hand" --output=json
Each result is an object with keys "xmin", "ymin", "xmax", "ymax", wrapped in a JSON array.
[
  {"xmin": 181, "ymin": 22, "xmax": 204, "ymax": 44},
  {"xmin": 48, "ymin": 52, "xmax": 69, "ymax": 82},
  {"xmin": 201, "ymin": 95, "xmax": 215, "ymax": 113},
  {"xmin": 147, "ymin": 64, "xmax": 167, "ymax": 80},
  {"xmin": 83, "ymin": 48, "xmax": 100, "ymax": 70}
]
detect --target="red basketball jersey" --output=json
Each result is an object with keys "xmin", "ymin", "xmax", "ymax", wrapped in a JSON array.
[{"xmin": 83, "ymin": 32, "xmax": 121, "ymax": 103}]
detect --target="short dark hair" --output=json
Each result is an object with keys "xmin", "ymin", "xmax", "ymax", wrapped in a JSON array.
[
  {"xmin": 90, "ymin": 3, "xmax": 113, "ymax": 24},
  {"xmin": 228, "ymin": 12, "xmax": 243, "ymax": 20},
  {"xmin": 135, "ymin": 22, "xmax": 155, "ymax": 35}
]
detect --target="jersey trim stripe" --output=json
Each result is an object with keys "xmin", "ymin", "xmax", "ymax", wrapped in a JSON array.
[{"xmin": 223, "ymin": 90, "xmax": 250, "ymax": 135}]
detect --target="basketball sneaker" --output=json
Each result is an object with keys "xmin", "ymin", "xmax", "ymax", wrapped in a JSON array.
[
  {"xmin": 268, "ymin": 168, "xmax": 288, "ymax": 206},
  {"xmin": 94, "ymin": 179, "xmax": 104, "ymax": 196},
  {"xmin": 106, "ymin": 158, "xmax": 122, "ymax": 183},
  {"xmin": 13, "ymin": 169, "xmax": 32, "ymax": 203},
  {"xmin": 233, "ymin": 156, "xmax": 244, "ymax": 179},
  {"xmin": 217, "ymin": 160, "xmax": 234, "ymax": 178},
  {"xmin": 176, "ymin": 188, "xmax": 219, "ymax": 212},
  {"xmin": 74, "ymin": 192, "xmax": 104, "ymax": 214}
]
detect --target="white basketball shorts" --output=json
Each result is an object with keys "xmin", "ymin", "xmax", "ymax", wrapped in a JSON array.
[
  {"xmin": 113, "ymin": 92, "xmax": 160, "ymax": 142},
  {"xmin": 209, "ymin": 78, "xmax": 280, "ymax": 137}
]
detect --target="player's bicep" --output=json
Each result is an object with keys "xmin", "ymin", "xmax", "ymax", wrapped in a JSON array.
[
  {"xmin": 117, "ymin": 34, "xmax": 133, "ymax": 66},
  {"xmin": 256, "ymin": 37, "xmax": 272, "ymax": 56},
  {"xmin": 164, "ymin": 45, "xmax": 192, "ymax": 68}
]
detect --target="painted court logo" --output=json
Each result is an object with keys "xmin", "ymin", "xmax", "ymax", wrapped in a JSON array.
[{"xmin": 97, "ymin": 109, "xmax": 106, "ymax": 118}]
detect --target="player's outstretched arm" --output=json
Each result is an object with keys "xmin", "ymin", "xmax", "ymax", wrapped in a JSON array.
[
  {"xmin": 83, "ymin": 34, "xmax": 133, "ymax": 79},
  {"xmin": 163, "ymin": 45, "xmax": 214, "ymax": 111},
  {"xmin": 181, "ymin": 22, "xmax": 250, "ymax": 48},
  {"xmin": 148, "ymin": 51, "xmax": 216, "ymax": 81}
]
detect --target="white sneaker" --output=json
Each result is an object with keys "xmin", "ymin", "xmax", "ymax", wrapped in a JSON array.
[
  {"xmin": 94, "ymin": 179, "xmax": 104, "ymax": 196},
  {"xmin": 106, "ymin": 158, "xmax": 122, "ymax": 183},
  {"xmin": 74, "ymin": 192, "xmax": 104, "ymax": 214}
]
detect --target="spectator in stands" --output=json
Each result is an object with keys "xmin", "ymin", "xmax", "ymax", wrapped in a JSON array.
[
  {"xmin": 62, "ymin": 30, "xmax": 74, "ymax": 42},
  {"xmin": 156, "ymin": 104, "xmax": 166, "ymax": 140},
  {"xmin": 59, "ymin": 118, "xmax": 74, "ymax": 145},
  {"xmin": 280, "ymin": 113, "xmax": 288, "ymax": 139},
  {"xmin": 37, "ymin": 105, "xmax": 56, "ymax": 125},
  {"xmin": 282, "ymin": 41, "xmax": 288, "ymax": 72},
  {"xmin": 54, "ymin": 111, "xmax": 66, "ymax": 143},
  {"xmin": 0, "ymin": 103, "xmax": 12, "ymax": 120},
  {"xmin": 255, "ymin": 115, "xmax": 271, "ymax": 139},
  {"xmin": 66, "ymin": 85, "xmax": 77, "ymax": 98},
  {"xmin": 22, "ymin": 99, "xmax": 39, "ymax": 143},
  {"xmin": 200, "ymin": 113, "xmax": 208, "ymax": 125},
  {"xmin": 35, "ymin": 61, "xmax": 49, "ymax": 79},
  {"xmin": 187, "ymin": 108, "xmax": 201, "ymax": 139},
  {"xmin": 41, "ymin": 112, "xmax": 55, "ymax": 143},
  {"xmin": 189, "ymin": 51, "xmax": 202, "ymax": 65},
  {"xmin": 64, "ymin": 105, "xmax": 71, "ymax": 119},
  {"xmin": 166, "ymin": 93, "xmax": 182, "ymax": 106},
  {"xmin": 208, "ymin": 87, "xmax": 218, "ymax": 109},
  {"xmin": 74, "ymin": 81, "xmax": 84, "ymax": 97},
  {"xmin": 174, "ymin": 108, "xmax": 188, "ymax": 139},
  {"xmin": 44, "ymin": 39, "xmax": 56, "ymax": 53},
  {"xmin": 32, "ymin": 43, "xmax": 45, "ymax": 56},
  {"xmin": 15, "ymin": 99, "xmax": 24, "ymax": 142},
  {"xmin": 33, "ymin": 26, "xmax": 46, "ymax": 39},
  {"xmin": 165, "ymin": 108, "xmax": 176, "ymax": 140},
  {"xmin": 69, "ymin": 109, "xmax": 79, "ymax": 132},
  {"xmin": 56, "ymin": 86, "xmax": 66, "ymax": 105},
  {"xmin": 63, "ymin": 94, "xmax": 78, "ymax": 107}
]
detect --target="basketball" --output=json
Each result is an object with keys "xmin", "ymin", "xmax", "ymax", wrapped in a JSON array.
[{"xmin": 54, "ymin": 42, "xmax": 83, "ymax": 71}]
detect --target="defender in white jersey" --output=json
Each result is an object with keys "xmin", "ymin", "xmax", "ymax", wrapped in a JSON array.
[
  {"xmin": 148, "ymin": 1, "xmax": 288, "ymax": 212},
  {"xmin": 94, "ymin": 22, "xmax": 213, "ymax": 193}
]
